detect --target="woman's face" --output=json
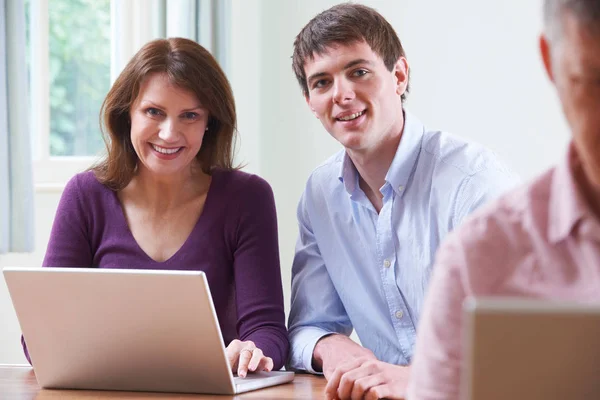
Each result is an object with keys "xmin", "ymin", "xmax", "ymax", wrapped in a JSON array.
[{"xmin": 129, "ymin": 72, "xmax": 209, "ymax": 179}]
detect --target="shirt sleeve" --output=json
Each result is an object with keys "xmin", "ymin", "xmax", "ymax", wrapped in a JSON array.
[
  {"xmin": 407, "ymin": 233, "xmax": 467, "ymax": 400},
  {"xmin": 287, "ymin": 187, "xmax": 353, "ymax": 374},
  {"xmin": 232, "ymin": 174, "xmax": 290, "ymax": 370}
]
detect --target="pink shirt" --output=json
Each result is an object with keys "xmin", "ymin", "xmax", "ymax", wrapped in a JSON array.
[{"xmin": 408, "ymin": 146, "xmax": 600, "ymax": 400}]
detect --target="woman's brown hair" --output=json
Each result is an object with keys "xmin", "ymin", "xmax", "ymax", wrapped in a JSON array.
[{"xmin": 93, "ymin": 37, "xmax": 237, "ymax": 190}]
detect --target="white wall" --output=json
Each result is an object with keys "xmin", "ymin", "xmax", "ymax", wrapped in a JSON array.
[{"xmin": 0, "ymin": 0, "xmax": 570, "ymax": 363}]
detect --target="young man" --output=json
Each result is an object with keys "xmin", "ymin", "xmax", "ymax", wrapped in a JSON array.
[
  {"xmin": 287, "ymin": 3, "xmax": 518, "ymax": 399},
  {"xmin": 408, "ymin": 1, "xmax": 600, "ymax": 399}
]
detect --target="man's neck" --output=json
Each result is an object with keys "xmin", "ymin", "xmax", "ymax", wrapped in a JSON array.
[{"xmin": 348, "ymin": 123, "xmax": 404, "ymax": 213}]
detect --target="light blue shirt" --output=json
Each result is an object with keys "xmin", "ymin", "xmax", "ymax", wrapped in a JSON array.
[{"xmin": 287, "ymin": 111, "xmax": 519, "ymax": 373}]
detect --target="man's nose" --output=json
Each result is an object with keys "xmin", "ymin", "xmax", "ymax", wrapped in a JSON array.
[{"xmin": 332, "ymin": 78, "xmax": 356, "ymax": 104}]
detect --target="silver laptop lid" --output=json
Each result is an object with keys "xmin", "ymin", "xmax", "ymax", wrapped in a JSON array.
[
  {"xmin": 3, "ymin": 267, "xmax": 236, "ymax": 394},
  {"xmin": 462, "ymin": 297, "xmax": 600, "ymax": 400}
]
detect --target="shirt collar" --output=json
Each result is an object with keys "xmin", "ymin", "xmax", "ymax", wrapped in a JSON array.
[
  {"xmin": 548, "ymin": 144, "xmax": 591, "ymax": 243},
  {"xmin": 338, "ymin": 110, "xmax": 424, "ymax": 197},
  {"xmin": 385, "ymin": 110, "xmax": 425, "ymax": 196},
  {"xmin": 339, "ymin": 151, "xmax": 360, "ymax": 196}
]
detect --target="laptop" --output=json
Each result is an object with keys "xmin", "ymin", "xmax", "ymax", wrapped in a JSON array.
[
  {"xmin": 462, "ymin": 297, "xmax": 600, "ymax": 400},
  {"xmin": 2, "ymin": 267, "xmax": 294, "ymax": 394}
]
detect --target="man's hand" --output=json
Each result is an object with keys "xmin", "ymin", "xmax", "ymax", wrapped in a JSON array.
[
  {"xmin": 313, "ymin": 334, "xmax": 376, "ymax": 379},
  {"xmin": 325, "ymin": 358, "xmax": 410, "ymax": 400}
]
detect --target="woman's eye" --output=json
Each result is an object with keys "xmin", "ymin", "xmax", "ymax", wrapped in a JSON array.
[
  {"xmin": 183, "ymin": 112, "xmax": 199, "ymax": 120},
  {"xmin": 146, "ymin": 108, "xmax": 162, "ymax": 116}
]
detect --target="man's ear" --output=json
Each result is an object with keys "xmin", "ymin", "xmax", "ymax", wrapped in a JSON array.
[
  {"xmin": 394, "ymin": 57, "xmax": 410, "ymax": 96},
  {"xmin": 540, "ymin": 34, "xmax": 555, "ymax": 83}
]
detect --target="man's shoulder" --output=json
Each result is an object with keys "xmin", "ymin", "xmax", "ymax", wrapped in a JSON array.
[
  {"xmin": 420, "ymin": 130, "xmax": 512, "ymax": 178},
  {"xmin": 436, "ymin": 167, "xmax": 553, "ymax": 292},
  {"xmin": 305, "ymin": 149, "xmax": 346, "ymax": 187},
  {"xmin": 449, "ymin": 167, "xmax": 553, "ymax": 258},
  {"xmin": 297, "ymin": 149, "xmax": 349, "ymax": 218}
]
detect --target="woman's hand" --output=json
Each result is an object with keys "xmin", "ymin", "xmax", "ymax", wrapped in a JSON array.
[{"xmin": 226, "ymin": 339, "xmax": 274, "ymax": 378}]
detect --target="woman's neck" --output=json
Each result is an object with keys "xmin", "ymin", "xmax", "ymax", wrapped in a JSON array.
[{"xmin": 125, "ymin": 165, "xmax": 211, "ymax": 212}]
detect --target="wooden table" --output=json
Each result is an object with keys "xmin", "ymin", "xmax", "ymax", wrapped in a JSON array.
[{"xmin": 0, "ymin": 365, "xmax": 327, "ymax": 399}]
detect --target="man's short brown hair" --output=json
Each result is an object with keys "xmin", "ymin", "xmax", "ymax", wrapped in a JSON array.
[{"xmin": 292, "ymin": 3, "xmax": 410, "ymax": 101}]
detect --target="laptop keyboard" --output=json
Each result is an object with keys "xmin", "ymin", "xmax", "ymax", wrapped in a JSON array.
[{"xmin": 233, "ymin": 372, "xmax": 275, "ymax": 382}]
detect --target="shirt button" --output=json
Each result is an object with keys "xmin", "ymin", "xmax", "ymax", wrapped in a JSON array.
[
  {"xmin": 398, "ymin": 185, "xmax": 404, "ymax": 191},
  {"xmin": 395, "ymin": 310, "xmax": 404, "ymax": 319},
  {"xmin": 383, "ymin": 259, "xmax": 391, "ymax": 268}
]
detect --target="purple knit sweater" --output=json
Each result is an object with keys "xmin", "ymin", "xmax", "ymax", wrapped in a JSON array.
[{"xmin": 23, "ymin": 169, "xmax": 289, "ymax": 369}]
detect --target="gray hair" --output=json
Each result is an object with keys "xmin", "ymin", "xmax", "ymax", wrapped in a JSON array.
[{"xmin": 543, "ymin": 0, "xmax": 600, "ymax": 40}]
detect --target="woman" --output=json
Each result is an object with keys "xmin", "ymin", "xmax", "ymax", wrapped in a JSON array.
[{"xmin": 24, "ymin": 38, "xmax": 289, "ymax": 377}]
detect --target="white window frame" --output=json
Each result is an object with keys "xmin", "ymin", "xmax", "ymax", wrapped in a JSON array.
[{"xmin": 29, "ymin": 0, "xmax": 104, "ymax": 188}]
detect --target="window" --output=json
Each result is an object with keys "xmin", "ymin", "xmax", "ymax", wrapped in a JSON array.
[
  {"xmin": 46, "ymin": 0, "xmax": 111, "ymax": 157},
  {"xmin": 27, "ymin": 0, "xmax": 111, "ymax": 185}
]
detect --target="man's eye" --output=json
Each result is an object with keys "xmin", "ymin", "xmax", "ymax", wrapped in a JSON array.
[{"xmin": 314, "ymin": 79, "xmax": 329, "ymax": 88}]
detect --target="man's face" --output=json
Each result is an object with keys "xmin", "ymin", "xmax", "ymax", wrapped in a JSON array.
[
  {"xmin": 303, "ymin": 41, "xmax": 408, "ymax": 154},
  {"xmin": 543, "ymin": 12, "xmax": 600, "ymax": 186}
]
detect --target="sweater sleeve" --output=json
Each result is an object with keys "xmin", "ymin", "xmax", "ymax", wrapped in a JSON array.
[
  {"xmin": 42, "ymin": 173, "xmax": 94, "ymax": 268},
  {"xmin": 23, "ymin": 173, "xmax": 94, "ymax": 364},
  {"xmin": 232, "ymin": 174, "xmax": 290, "ymax": 370}
]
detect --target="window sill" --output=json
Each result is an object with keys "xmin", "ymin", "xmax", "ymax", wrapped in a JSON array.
[{"xmin": 33, "ymin": 157, "xmax": 96, "ymax": 186}]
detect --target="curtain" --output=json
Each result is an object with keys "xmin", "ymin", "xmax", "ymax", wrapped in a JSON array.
[
  {"xmin": 111, "ymin": 0, "xmax": 230, "ymax": 82},
  {"xmin": 0, "ymin": 0, "xmax": 34, "ymax": 254}
]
